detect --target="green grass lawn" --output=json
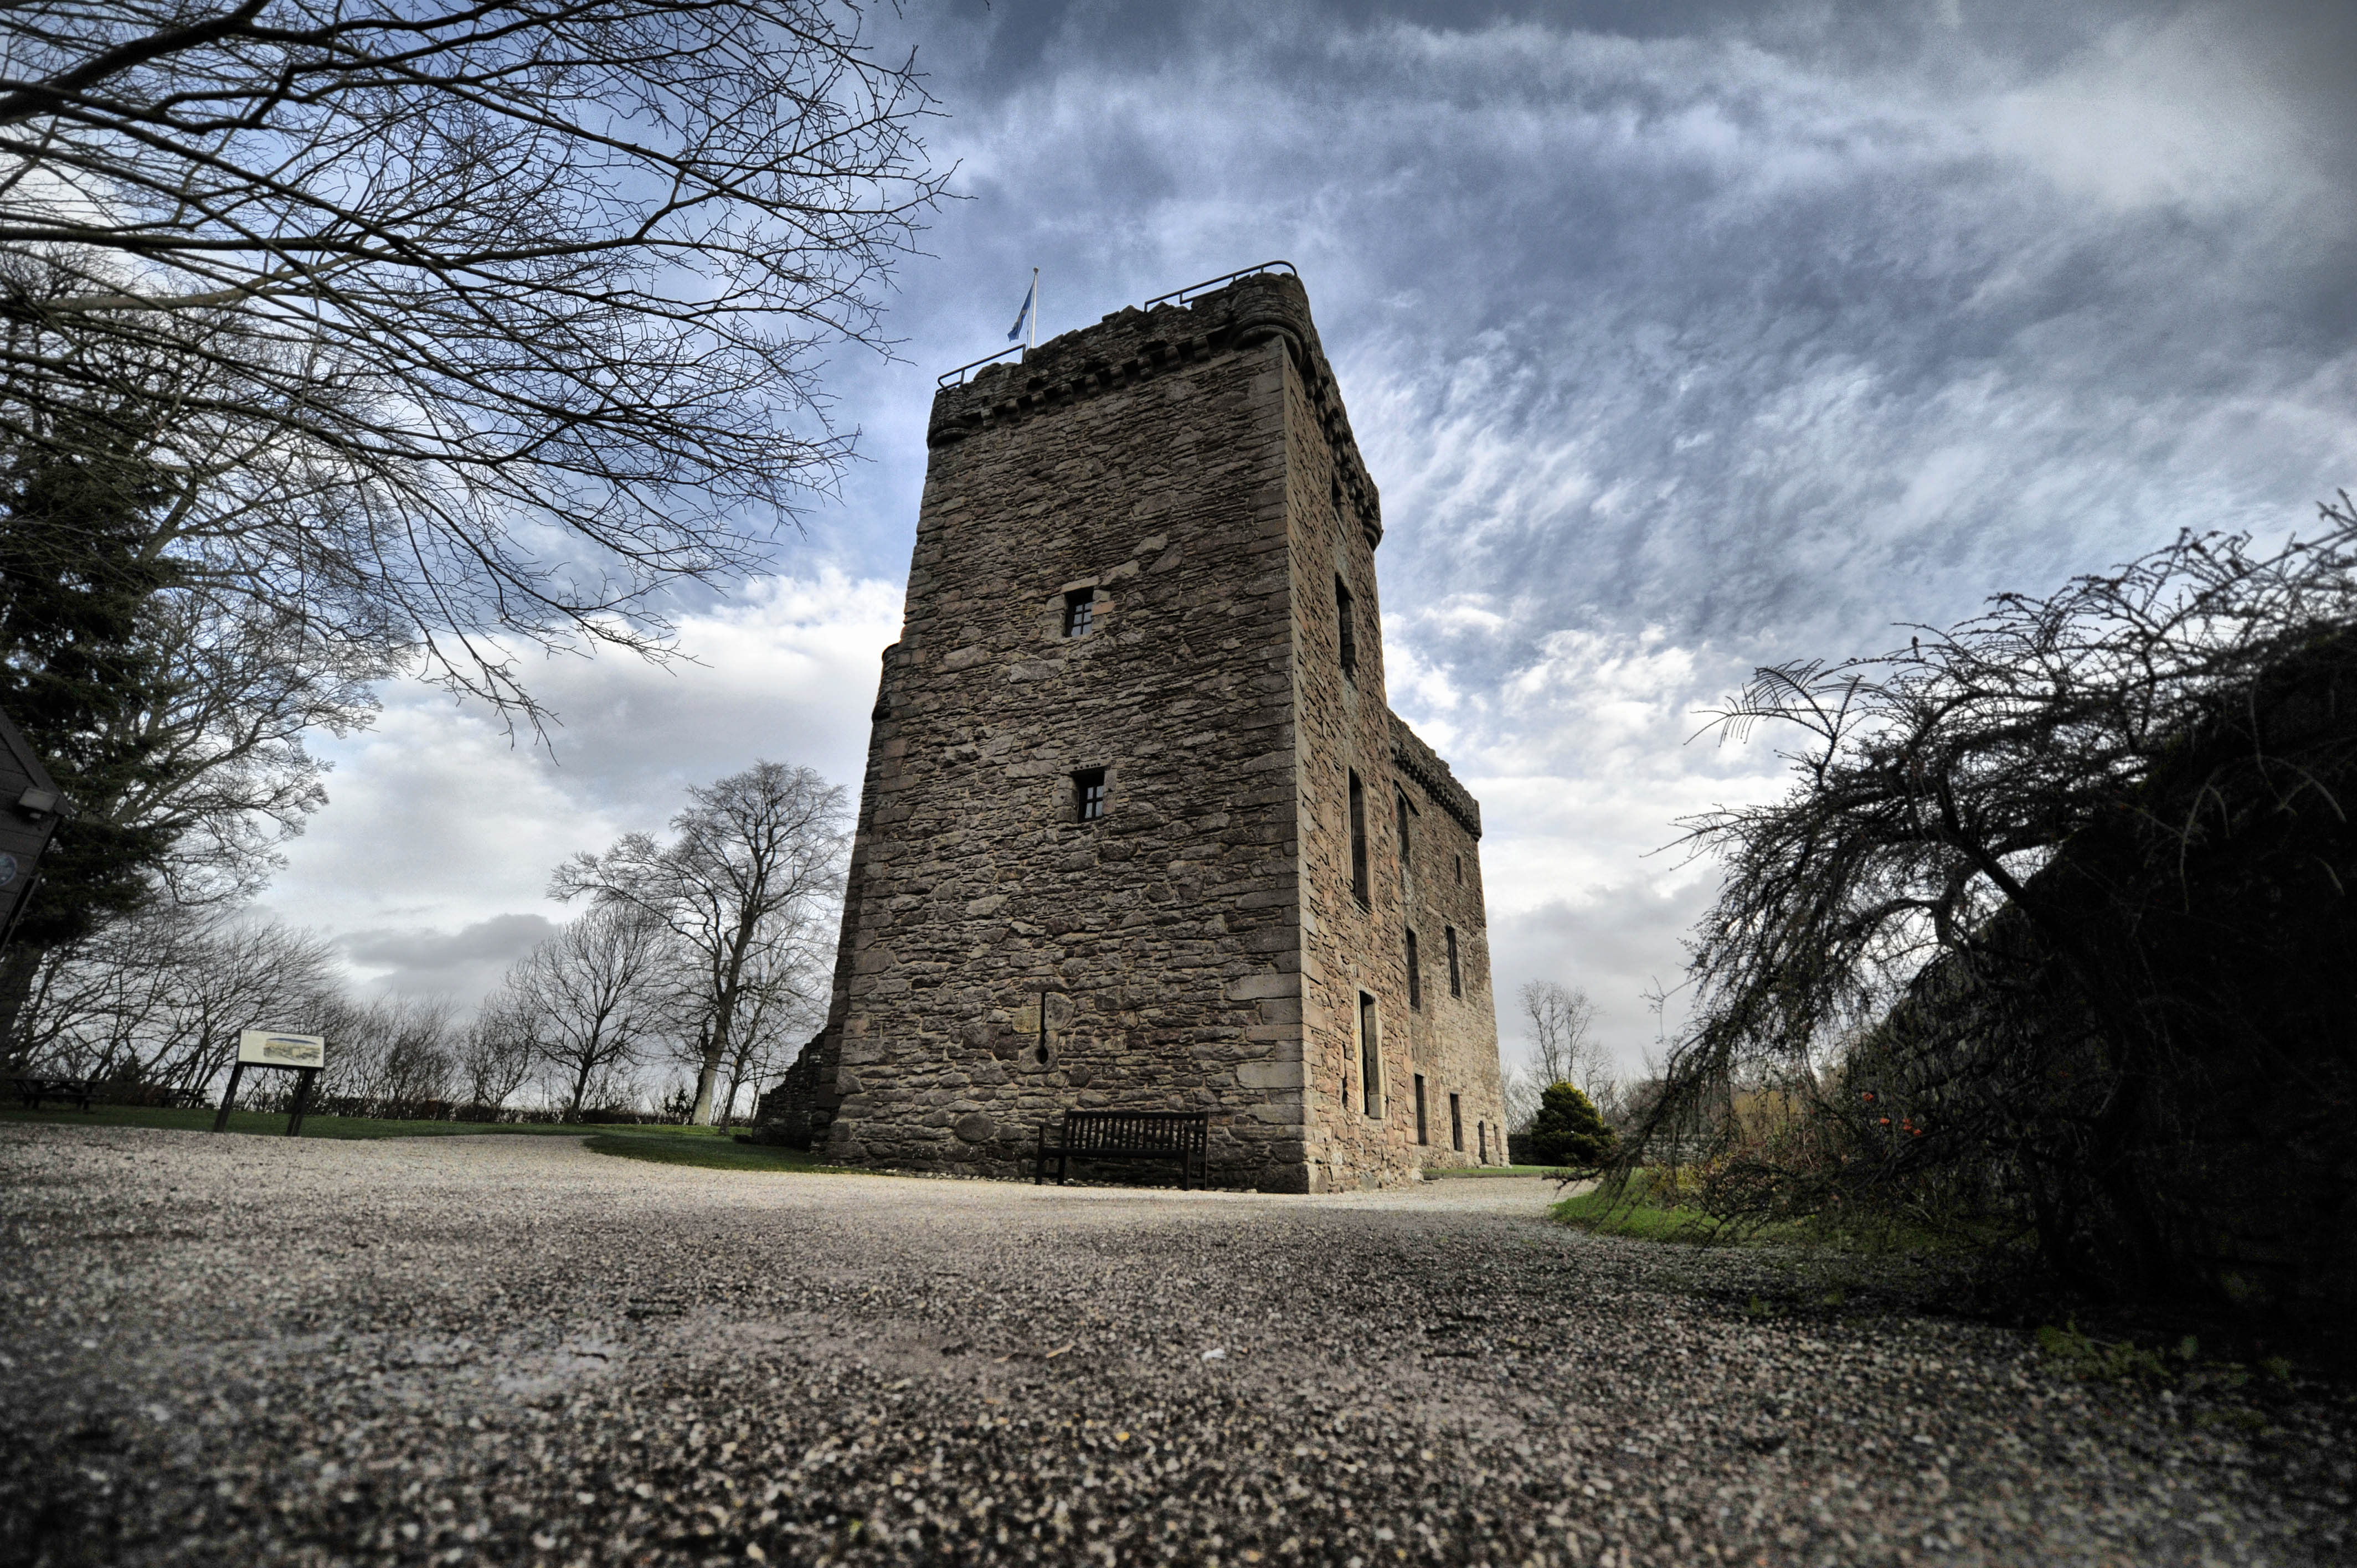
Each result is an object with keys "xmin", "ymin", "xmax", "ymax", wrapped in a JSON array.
[
  {"xmin": 1551, "ymin": 1168, "xmax": 1846, "ymax": 1245},
  {"xmin": 1425, "ymin": 1163, "xmax": 1576, "ymax": 1178},
  {"xmin": 585, "ymin": 1133, "xmax": 831, "ymax": 1174},
  {"xmin": 0, "ymin": 1102, "xmax": 738, "ymax": 1142},
  {"xmin": 1551, "ymin": 1179, "xmax": 1761, "ymax": 1241},
  {"xmin": 1552, "ymin": 1170, "xmax": 1994, "ymax": 1254}
]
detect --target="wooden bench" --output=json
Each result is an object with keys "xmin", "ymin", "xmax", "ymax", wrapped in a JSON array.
[
  {"xmin": 9, "ymin": 1076, "xmax": 94, "ymax": 1112},
  {"xmin": 1035, "ymin": 1110, "xmax": 1209, "ymax": 1190}
]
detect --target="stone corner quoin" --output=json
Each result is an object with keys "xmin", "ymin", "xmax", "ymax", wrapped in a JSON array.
[{"xmin": 781, "ymin": 270, "xmax": 1510, "ymax": 1193}]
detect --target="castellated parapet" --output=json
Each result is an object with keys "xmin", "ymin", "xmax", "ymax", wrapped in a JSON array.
[{"xmin": 795, "ymin": 270, "xmax": 1509, "ymax": 1192}]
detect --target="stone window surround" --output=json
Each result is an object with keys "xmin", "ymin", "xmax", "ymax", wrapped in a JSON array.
[
  {"xmin": 1070, "ymin": 767, "xmax": 1109, "ymax": 823},
  {"xmin": 1046, "ymin": 580, "xmax": 1112, "ymax": 640},
  {"xmin": 1357, "ymin": 990, "xmax": 1384, "ymax": 1120}
]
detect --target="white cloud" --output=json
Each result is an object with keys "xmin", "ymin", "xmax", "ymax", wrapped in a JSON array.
[
  {"xmin": 1390, "ymin": 612, "xmax": 1789, "ymax": 1079},
  {"xmin": 239, "ymin": 0, "xmax": 2357, "ymax": 1079},
  {"xmin": 259, "ymin": 568, "xmax": 904, "ymax": 1006},
  {"xmin": 1986, "ymin": 6, "xmax": 2330, "ymax": 219}
]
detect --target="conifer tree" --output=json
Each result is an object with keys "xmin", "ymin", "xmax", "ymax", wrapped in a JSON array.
[
  {"xmin": 0, "ymin": 401, "xmax": 183, "ymax": 948},
  {"xmin": 1530, "ymin": 1080, "xmax": 1617, "ymax": 1168}
]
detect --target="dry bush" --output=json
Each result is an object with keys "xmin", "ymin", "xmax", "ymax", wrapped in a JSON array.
[{"xmin": 1646, "ymin": 500, "xmax": 2357, "ymax": 1315}]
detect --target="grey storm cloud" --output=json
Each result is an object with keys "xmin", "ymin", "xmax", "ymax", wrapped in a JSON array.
[
  {"xmin": 268, "ymin": 0, "xmax": 2356, "ymax": 1079},
  {"xmin": 864, "ymin": 0, "xmax": 2357, "ymax": 654},
  {"xmin": 836, "ymin": 0, "xmax": 2357, "ymax": 1072},
  {"xmin": 339, "ymin": 915, "xmax": 563, "ymax": 1002},
  {"xmin": 1484, "ymin": 870, "xmax": 1722, "ymax": 1053}
]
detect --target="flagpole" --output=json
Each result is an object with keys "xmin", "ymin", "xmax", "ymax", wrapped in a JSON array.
[{"xmin": 1028, "ymin": 267, "xmax": 1039, "ymax": 355}]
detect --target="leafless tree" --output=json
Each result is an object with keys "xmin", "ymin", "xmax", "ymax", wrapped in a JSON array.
[
  {"xmin": 1499, "ymin": 1064, "xmax": 1540, "ymax": 1134},
  {"xmin": 0, "ymin": 336, "xmax": 401, "ymax": 1045},
  {"xmin": 1519, "ymin": 980, "xmax": 1609, "ymax": 1100},
  {"xmin": 1653, "ymin": 499, "xmax": 2357, "ymax": 1294},
  {"xmin": 457, "ymin": 991, "xmax": 541, "ymax": 1114},
  {"xmin": 712, "ymin": 941, "xmax": 826, "ymax": 1125},
  {"xmin": 553, "ymin": 760, "xmax": 845, "ymax": 1123},
  {"xmin": 108, "ymin": 592, "xmax": 388, "ymax": 907},
  {"xmin": 0, "ymin": 606, "xmax": 382, "ymax": 1040},
  {"xmin": 0, "ymin": 0, "xmax": 944, "ymax": 719},
  {"xmin": 501, "ymin": 904, "xmax": 667, "ymax": 1121},
  {"xmin": 313, "ymin": 993, "xmax": 459, "ymax": 1109},
  {"xmin": 6, "ymin": 904, "xmax": 336, "ymax": 1094}
]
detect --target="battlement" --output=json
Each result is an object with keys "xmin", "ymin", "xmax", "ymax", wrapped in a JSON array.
[
  {"xmin": 1389, "ymin": 712, "xmax": 1483, "ymax": 840},
  {"xmin": 929, "ymin": 271, "xmax": 1384, "ymax": 547}
]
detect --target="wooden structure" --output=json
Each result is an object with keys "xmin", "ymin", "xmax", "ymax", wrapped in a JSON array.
[{"xmin": 1034, "ymin": 1110, "xmax": 1210, "ymax": 1189}]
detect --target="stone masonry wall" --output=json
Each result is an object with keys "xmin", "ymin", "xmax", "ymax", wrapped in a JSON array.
[
  {"xmin": 1278, "ymin": 326, "xmax": 1509, "ymax": 1189},
  {"xmin": 1389, "ymin": 715, "xmax": 1509, "ymax": 1167},
  {"xmin": 806, "ymin": 272, "xmax": 1509, "ymax": 1189}
]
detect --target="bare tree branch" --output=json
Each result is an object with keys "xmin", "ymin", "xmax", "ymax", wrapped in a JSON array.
[
  {"xmin": 1, "ymin": 0, "xmax": 945, "ymax": 720},
  {"xmin": 1644, "ymin": 498, "xmax": 2357, "ymax": 1294}
]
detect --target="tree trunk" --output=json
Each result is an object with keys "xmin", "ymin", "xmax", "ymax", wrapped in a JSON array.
[
  {"xmin": 0, "ymin": 942, "xmax": 43, "ymax": 1068},
  {"xmin": 717, "ymin": 1053, "xmax": 753, "ymax": 1128},
  {"xmin": 694, "ymin": 973, "xmax": 744, "ymax": 1125},
  {"xmin": 692, "ymin": 1029, "xmax": 725, "ymax": 1125}
]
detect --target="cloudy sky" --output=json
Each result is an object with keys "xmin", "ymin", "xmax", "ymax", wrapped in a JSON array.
[{"xmin": 258, "ymin": 0, "xmax": 2357, "ymax": 1080}]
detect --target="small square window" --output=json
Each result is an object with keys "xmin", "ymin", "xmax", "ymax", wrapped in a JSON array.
[
  {"xmin": 1072, "ymin": 768, "xmax": 1107, "ymax": 822},
  {"xmin": 1063, "ymin": 590, "xmax": 1095, "ymax": 637}
]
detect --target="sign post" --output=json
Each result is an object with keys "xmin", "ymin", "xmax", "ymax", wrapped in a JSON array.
[{"xmin": 213, "ymin": 1030, "xmax": 329, "ymax": 1136}]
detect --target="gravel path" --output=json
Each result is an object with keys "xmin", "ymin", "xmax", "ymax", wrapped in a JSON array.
[{"xmin": 1, "ymin": 1125, "xmax": 2349, "ymax": 1567}]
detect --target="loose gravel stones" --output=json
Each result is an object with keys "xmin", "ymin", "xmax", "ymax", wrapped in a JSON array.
[{"xmin": 1, "ymin": 1125, "xmax": 2349, "ymax": 1566}]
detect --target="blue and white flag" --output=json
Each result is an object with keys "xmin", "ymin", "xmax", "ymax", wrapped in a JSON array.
[{"xmin": 1007, "ymin": 270, "xmax": 1037, "ymax": 343}]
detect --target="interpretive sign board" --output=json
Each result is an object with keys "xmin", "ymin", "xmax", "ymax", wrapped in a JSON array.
[
  {"xmin": 237, "ymin": 1030, "xmax": 326, "ymax": 1068},
  {"xmin": 214, "ymin": 1028, "xmax": 330, "ymax": 1136}
]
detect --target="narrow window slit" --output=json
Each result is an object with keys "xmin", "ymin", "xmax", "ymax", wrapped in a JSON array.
[
  {"xmin": 1347, "ymin": 771, "xmax": 1369, "ymax": 907},
  {"xmin": 1335, "ymin": 577, "xmax": 1357, "ymax": 677}
]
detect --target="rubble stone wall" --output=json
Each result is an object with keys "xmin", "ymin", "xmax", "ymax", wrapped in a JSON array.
[{"xmin": 797, "ymin": 272, "xmax": 1509, "ymax": 1189}]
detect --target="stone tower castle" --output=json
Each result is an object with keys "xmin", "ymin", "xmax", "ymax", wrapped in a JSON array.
[{"xmin": 790, "ymin": 266, "xmax": 1508, "ymax": 1192}]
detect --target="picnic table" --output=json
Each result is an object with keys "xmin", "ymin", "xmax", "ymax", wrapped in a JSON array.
[{"xmin": 8, "ymin": 1076, "xmax": 94, "ymax": 1112}]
